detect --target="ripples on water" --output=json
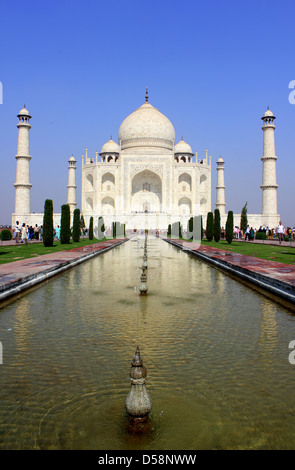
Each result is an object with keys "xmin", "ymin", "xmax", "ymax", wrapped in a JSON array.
[{"xmin": 0, "ymin": 237, "xmax": 295, "ymax": 449}]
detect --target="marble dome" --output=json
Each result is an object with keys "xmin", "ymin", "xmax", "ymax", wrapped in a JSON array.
[
  {"xmin": 118, "ymin": 101, "xmax": 175, "ymax": 151},
  {"xmin": 174, "ymin": 138, "xmax": 193, "ymax": 155},
  {"xmin": 18, "ymin": 106, "xmax": 31, "ymax": 117},
  {"xmin": 100, "ymin": 138, "xmax": 120, "ymax": 154}
]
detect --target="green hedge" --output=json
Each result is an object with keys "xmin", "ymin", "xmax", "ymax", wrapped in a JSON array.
[
  {"xmin": 0, "ymin": 229, "xmax": 12, "ymax": 241},
  {"xmin": 255, "ymin": 232, "xmax": 267, "ymax": 240}
]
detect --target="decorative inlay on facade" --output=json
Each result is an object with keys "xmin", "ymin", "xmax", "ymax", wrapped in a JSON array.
[{"xmin": 129, "ymin": 164, "xmax": 164, "ymax": 178}]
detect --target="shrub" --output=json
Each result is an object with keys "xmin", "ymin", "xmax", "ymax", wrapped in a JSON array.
[
  {"xmin": 0, "ymin": 229, "xmax": 12, "ymax": 241},
  {"xmin": 206, "ymin": 212, "xmax": 214, "ymax": 241},
  {"xmin": 89, "ymin": 216, "xmax": 93, "ymax": 240},
  {"xmin": 226, "ymin": 211, "xmax": 234, "ymax": 244},
  {"xmin": 255, "ymin": 232, "xmax": 267, "ymax": 240},
  {"xmin": 285, "ymin": 236, "xmax": 289, "ymax": 242},
  {"xmin": 60, "ymin": 204, "xmax": 71, "ymax": 244},
  {"xmin": 43, "ymin": 199, "xmax": 54, "ymax": 247},
  {"xmin": 72, "ymin": 208, "xmax": 80, "ymax": 242},
  {"xmin": 214, "ymin": 209, "xmax": 221, "ymax": 242}
]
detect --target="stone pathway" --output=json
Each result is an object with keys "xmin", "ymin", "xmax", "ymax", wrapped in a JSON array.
[{"xmin": 0, "ymin": 239, "xmax": 127, "ymax": 302}]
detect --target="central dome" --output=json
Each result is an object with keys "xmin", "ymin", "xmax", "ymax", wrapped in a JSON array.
[{"xmin": 118, "ymin": 101, "xmax": 175, "ymax": 151}]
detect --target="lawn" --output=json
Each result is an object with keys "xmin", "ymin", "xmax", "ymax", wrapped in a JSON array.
[
  {"xmin": 200, "ymin": 239, "xmax": 295, "ymax": 265},
  {"xmin": 0, "ymin": 238, "xmax": 106, "ymax": 265}
]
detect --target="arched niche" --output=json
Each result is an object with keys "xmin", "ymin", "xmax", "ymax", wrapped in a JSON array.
[
  {"xmin": 102, "ymin": 172, "xmax": 115, "ymax": 192},
  {"xmin": 86, "ymin": 197, "xmax": 93, "ymax": 211},
  {"xmin": 102, "ymin": 196, "xmax": 115, "ymax": 215},
  {"xmin": 200, "ymin": 174, "xmax": 207, "ymax": 186},
  {"xmin": 178, "ymin": 173, "xmax": 192, "ymax": 192},
  {"xmin": 178, "ymin": 197, "xmax": 192, "ymax": 215},
  {"xmin": 85, "ymin": 173, "xmax": 94, "ymax": 191}
]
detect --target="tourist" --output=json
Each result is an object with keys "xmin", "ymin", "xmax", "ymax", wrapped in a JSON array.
[
  {"xmin": 277, "ymin": 221, "xmax": 285, "ymax": 244},
  {"xmin": 34, "ymin": 224, "xmax": 39, "ymax": 240},
  {"xmin": 21, "ymin": 223, "xmax": 28, "ymax": 243},
  {"xmin": 245, "ymin": 225, "xmax": 250, "ymax": 241},
  {"xmin": 28, "ymin": 226, "xmax": 34, "ymax": 241},
  {"xmin": 55, "ymin": 225, "xmax": 61, "ymax": 240},
  {"xmin": 15, "ymin": 220, "xmax": 21, "ymax": 243},
  {"xmin": 250, "ymin": 227, "xmax": 254, "ymax": 241}
]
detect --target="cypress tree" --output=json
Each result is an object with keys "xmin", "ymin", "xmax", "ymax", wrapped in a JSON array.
[
  {"xmin": 179, "ymin": 222, "xmax": 182, "ymax": 238},
  {"xmin": 240, "ymin": 202, "xmax": 248, "ymax": 233},
  {"xmin": 226, "ymin": 211, "xmax": 234, "ymax": 244},
  {"xmin": 201, "ymin": 215, "xmax": 203, "ymax": 240},
  {"xmin": 97, "ymin": 216, "xmax": 105, "ymax": 239},
  {"xmin": 43, "ymin": 199, "xmax": 54, "ymax": 247},
  {"xmin": 206, "ymin": 212, "xmax": 214, "ymax": 241},
  {"xmin": 89, "ymin": 216, "xmax": 93, "ymax": 240},
  {"xmin": 72, "ymin": 208, "xmax": 80, "ymax": 242},
  {"xmin": 187, "ymin": 217, "xmax": 193, "ymax": 240},
  {"xmin": 167, "ymin": 224, "xmax": 171, "ymax": 236},
  {"xmin": 60, "ymin": 204, "xmax": 71, "ymax": 244},
  {"xmin": 112, "ymin": 221, "xmax": 116, "ymax": 239},
  {"xmin": 99, "ymin": 216, "xmax": 105, "ymax": 233},
  {"xmin": 214, "ymin": 208, "xmax": 221, "ymax": 242}
]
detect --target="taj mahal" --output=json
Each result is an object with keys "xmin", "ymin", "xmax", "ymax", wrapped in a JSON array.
[{"xmin": 11, "ymin": 90, "xmax": 280, "ymax": 231}]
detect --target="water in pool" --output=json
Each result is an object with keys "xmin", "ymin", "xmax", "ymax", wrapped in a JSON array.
[{"xmin": 0, "ymin": 237, "xmax": 295, "ymax": 449}]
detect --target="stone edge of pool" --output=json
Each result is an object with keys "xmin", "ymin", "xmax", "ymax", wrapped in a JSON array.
[
  {"xmin": 164, "ymin": 238, "xmax": 295, "ymax": 306},
  {"xmin": 0, "ymin": 238, "xmax": 128, "ymax": 303}
]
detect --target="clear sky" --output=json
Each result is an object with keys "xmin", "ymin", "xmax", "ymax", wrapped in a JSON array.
[{"xmin": 0, "ymin": 0, "xmax": 294, "ymax": 225}]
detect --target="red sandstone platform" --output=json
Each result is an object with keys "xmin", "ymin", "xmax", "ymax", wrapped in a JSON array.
[
  {"xmin": 0, "ymin": 238, "xmax": 127, "ymax": 302},
  {"xmin": 166, "ymin": 239, "xmax": 295, "ymax": 306}
]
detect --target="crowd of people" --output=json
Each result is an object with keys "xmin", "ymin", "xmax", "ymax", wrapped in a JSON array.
[
  {"xmin": 219, "ymin": 221, "xmax": 294, "ymax": 243},
  {"xmin": 13, "ymin": 222, "xmax": 63, "ymax": 243}
]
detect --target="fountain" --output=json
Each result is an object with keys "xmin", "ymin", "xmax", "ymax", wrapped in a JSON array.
[
  {"xmin": 139, "ymin": 266, "xmax": 148, "ymax": 294},
  {"xmin": 125, "ymin": 346, "xmax": 152, "ymax": 421}
]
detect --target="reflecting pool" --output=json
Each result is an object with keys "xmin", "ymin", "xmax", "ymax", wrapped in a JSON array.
[{"xmin": 0, "ymin": 237, "xmax": 295, "ymax": 449}]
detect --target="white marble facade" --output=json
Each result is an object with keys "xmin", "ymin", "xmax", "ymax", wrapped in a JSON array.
[
  {"xmin": 12, "ymin": 98, "xmax": 280, "ymax": 232},
  {"xmin": 81, "ymin": 95, "xmax": 211, "ymax": 230}
]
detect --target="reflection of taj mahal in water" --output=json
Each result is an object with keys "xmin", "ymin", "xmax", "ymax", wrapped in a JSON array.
[{"xmin": 12, "ymin": 90, "xmax": 280, "ymax": 230}]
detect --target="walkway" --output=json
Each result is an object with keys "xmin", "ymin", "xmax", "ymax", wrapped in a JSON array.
[
  {"xmin": 165, "ymin": 238, "xmax": 295, "ymax": 306},
  {"xmin": 0, "ymin": 238, "xmax": 127, "ymax": 302}
]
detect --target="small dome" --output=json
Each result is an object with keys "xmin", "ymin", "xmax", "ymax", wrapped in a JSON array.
[
  {"xmin": 68, "ymin": 155, "xmax": 76, "ymax": 162},
  {"xmin": 217, "ymin": 156, "xmax": 224, "ymax": 163},
  {"xmin": 174, "ymin": 138, "xmax": 193, "ymax": 155},
  {"xmin": 263, "ymin": 108, "xmax": 274, "ymax": 117},
  {"xmin": 18, "ymin": 106, "xmax": 31, "ymax": 117},
  {"xmin": 100, "ymin": 139, "xmax": 120, "ymax": 154}
]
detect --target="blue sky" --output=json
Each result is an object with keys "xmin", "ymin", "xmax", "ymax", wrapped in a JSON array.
[{"xmin": 0, "ymin": 0, "xmax": 294, "ymax": 225}]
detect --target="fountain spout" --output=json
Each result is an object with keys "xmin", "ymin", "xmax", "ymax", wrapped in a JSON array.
[{"xmin": 125, "ymin": 346, "xmax": 152, "ymax": 419}]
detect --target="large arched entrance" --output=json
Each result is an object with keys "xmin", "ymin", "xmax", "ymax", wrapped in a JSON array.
[{"xmin": 131, "ymin": 170, "xmax": 162, "ymax": 213}]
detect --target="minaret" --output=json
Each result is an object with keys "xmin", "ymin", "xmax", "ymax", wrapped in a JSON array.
[
  {"xmin": 261, "ymin": 108, "xmax": 278, "ymax": 217},
  {"xmin": 67, "ymin": 155, "xmax": 77, "ymax": 215},
  {"xmin": 13, "ymin": 106, "xmax": 32, "ymax": 220},
  {"xmin": 216, "ymin": 156, "xmax": 226, "ymax": 215}
]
